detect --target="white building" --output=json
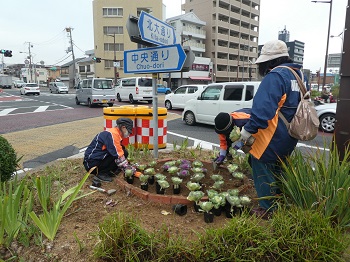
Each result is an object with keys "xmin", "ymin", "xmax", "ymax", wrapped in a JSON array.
[{"xmin": 166, "ymin": 12, "xmax": 212, "ymax": 88}]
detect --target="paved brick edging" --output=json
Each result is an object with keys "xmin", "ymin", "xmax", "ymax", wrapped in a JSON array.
[{"xmin": 115, "ymin": 177, "xmax": 209, "ymax": 204}]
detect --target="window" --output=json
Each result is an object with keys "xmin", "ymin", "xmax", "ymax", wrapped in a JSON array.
[
  {"xmin": 103, "ymin": 26, "xmax": 123, "ymax": 35},
  {"xmin": 188, "ymin": 86, "xmax": 198, "ymax": 93},
  {"xmin": 103, "ymin": 8, "xmax": 123, "ymax": 17},
  {"xmin": 138, "ymin": 78, "xmax": 152, "ymax": 86},
  {"xmin": 201, "ymin": 85, "xmax": 222, "ymax": 100},
  {"xmin": 122, "ymin": 78, "xmax": 136, "ymax": 86},
  {"xmin": 174, "ymin": 87, "xmax": 187, "ymax": 94},
  {"xmin": 94, "ymin": 79, "xmax": 113, "ymax": 89},
  {"xmin": 86, "ymin": 65, "xmax": 91, "ymax": 72},
  {"xmin": 79, "ymin": 66, "xmax": 85, "ymax": 73},
  {"xmin": 104, "ymin": 60, "xmax": 123, "ymax": 68},
  {"xmin": 104, "ymin": 43, "xmax": 124, "ymax": 51},
  {"xmin": 224, "ymin": 85, "xmax": 243, "ymax": 101},
  {"xmin": 245, "ymin": 85, "xmax": 254, "ymax": 101}
]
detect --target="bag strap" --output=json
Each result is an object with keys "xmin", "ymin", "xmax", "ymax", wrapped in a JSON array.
[{"xmin": 272, "ymin": 66, "xmax": 308, "ymax": 128}]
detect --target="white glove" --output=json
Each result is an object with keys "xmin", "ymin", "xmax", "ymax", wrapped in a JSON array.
[
  {"xmin": 240, "ymin": 126, "xmax": 252, "ymax": 142},
  {"xmin": 116, "ymin": 156, "xmax": 128, "ymax": 168}
]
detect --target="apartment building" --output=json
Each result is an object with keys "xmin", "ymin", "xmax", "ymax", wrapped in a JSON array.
[
  {"xmin": 92, "ymin": 0, "xmax": 163, "ymax": 82},
  {"xmin": 182, "ymin": 0, "xmax": 260, "ymax": 82},
  {"xmin": 166, "ymin": 12, "xmax": 212, "ymax": 88}
]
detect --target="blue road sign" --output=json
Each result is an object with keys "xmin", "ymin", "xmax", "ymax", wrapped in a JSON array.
[
  {"xmin": 124, "ymin": 44, "xmax": 186, "ymax": 74},
  {"xmin": 138, "ymin": 11, "xmax": 176, "ymax": 46}
]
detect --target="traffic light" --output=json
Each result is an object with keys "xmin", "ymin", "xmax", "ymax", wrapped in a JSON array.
[
  {"xmin": 4, "ymin": 50, "xmax": 12, "ymax": 57},
  {"xmin": 93, "ymin": 57, "xmax": 101, "ymax": 63},
  {"xmin": 1, "ymin": 49, "xmax": 12, "ymax": 57}
]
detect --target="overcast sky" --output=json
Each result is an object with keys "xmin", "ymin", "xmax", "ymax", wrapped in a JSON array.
[{"xmin": 1, "ymin": 0, "xmax": 347, "ymax": 73}]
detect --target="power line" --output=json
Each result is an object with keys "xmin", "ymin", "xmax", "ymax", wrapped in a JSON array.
[
  {"xmin": 52, "ymin": 54, "xmax": 72, "ymax": 66},
  {"xmin": 32, "ymin": 29, "xmax": 66, "ymax": 46}
]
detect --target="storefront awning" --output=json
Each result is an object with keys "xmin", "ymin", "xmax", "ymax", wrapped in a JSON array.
[{"xmin": 189, "ymin": 76, "xmax": 212, "ymax": 81}]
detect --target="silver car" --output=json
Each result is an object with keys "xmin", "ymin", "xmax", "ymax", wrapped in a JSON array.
[
  {"xmin": 49, "ymin": 82, "xmax": 69, "ymax": 94},
  {"xmin": 20, "ymin": 83, "xmax": 40, "ymax": 95}
]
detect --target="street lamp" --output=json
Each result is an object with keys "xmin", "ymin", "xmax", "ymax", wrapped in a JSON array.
[
  {"xmin": 107, "ymin": 34, "xmax": 117, "ymax": 84},
  {"xmin": 330, "ymin": 31, "xmax": 344, "ymax": 74},
  {"xmin": 311, "ymin": 0, "xmax": 333, "ymax": 89}
]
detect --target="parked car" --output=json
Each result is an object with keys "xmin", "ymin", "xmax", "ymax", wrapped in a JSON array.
[
  {"xmin": 115, "ymin": 77, "xmax": 153, "ymax": 104},
  {"xmin": 20, "ymin": 83, "xmax": 40, "ymax": 95},
  {"xmin": 182, "ymin": 81, "xmax": 261, "ymax": 126},
  {"xmin": 164, "ymin": 84, "xmax": 207, "ymax": 110},
  {"xmin": 315, "ymin": 103, "xmax": 337, "ymax": 133},
  {"xmin": 13, "ymin": 80, "xmax": 26, "ymax": 88},
  {"xmin": 157, "ymin": 84, "xmax": 171, "ymax": 94},
  {"xmin": 49, "ymin": 81, "xmax": 69, "ymax": 93}
]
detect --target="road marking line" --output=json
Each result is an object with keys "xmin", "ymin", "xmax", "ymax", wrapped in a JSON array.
[
  {"xmin": 34, "ymin": 106, "xmax": 49, "ymax": 112},
  {"xmin": 0, "ymin": 108, "xmax": 17, "ymax": 116}
]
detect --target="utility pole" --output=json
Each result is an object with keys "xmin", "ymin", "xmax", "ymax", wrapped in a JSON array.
[
  {"xmin": 25, "ymin": 42, "xmax": 33, "ymax": 82},
  {"xmin": 66, "ymin": 27, "xmax": 76, "ymax": 88}
]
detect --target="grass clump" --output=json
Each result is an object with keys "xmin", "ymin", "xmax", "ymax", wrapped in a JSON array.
[
  {"xmin": 94, "ymin": 208, "xmax": 348, "ymax": 261},
  {"xmin": 94, "ymin": 212, "xmax": 154, "ymax": 261},
  {"xmin": 279, "ymin": 142, "xmax": 350, "ymax": 228}
]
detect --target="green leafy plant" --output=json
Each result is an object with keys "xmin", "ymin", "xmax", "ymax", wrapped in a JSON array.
[
  {"xmin": 210, "ymin": 174, "xmax": 223, "ymax": 182},
  {"xmin": 124, "ymin": 168, "xmax": 134, "ymax": 178},
  {"xmin": 186, "ymin": 181, "xmax": 201, "ymax": 191},
  {"xmin": 29, "ymin": 171, "xmax": 90, "ymax": 241},
  {"xmin": 157, "ymin": 180, "xmax": 170, "ymax": 191},
  {"xmin": 144, "ymin": 168, "xmax": 155, "ymax": 176},
  {"xmin": 279, "ymin": 143, "xmax": 350, "ymax": 228},
  {"xmin": 0, "ymin": 136, "xmax": 22, "ymax": 182},
  {"xmin": 199, "ymin": 201, "xmax": 214, "ymax": 213},
  {"xmin": 168, "ymin": 166, "xmax": 179, "ymax": 174},
  {"xmin": 155, "ymin": 173, "xmax": 166, "ymax": 181},
  {"xmin": 232, "ymin": 172, "xmax": 245, "ymax": 180},
  {"xmin": 0, "ymin": 179, "xmax": 33, "ymax": 247},
  {"xmin": 209, "ymin": 194, "xmax": 225, "ymax": 209},
  {"xmin": 227, "ymin": 164, "xmax": 239, "ymax": 173},
  {"xmin": 191, "ymin": 173, "xmax": 205, "ymax": 183},
  {"xmin": 187, "ymin": 191, "xmax": 204, "ymax": 205},
  {"xmin": 139, "ymin": 174, "xmax": 149, "ymax": 185},
  {"xmin": 171, "ymin": 177, "xmax": 183, "ymax": 189},
  {"xmin": 212, "ymin": 181, "xmax": 224, "ymax": 190},
  {"xmin": 192, "ymin": 160, "xmax": 203, "ymax": 168}
]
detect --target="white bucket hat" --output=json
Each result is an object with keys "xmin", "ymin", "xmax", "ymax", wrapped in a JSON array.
[{"xmin": 255, "ymin": 40, "xmax": 289, "ymax": 64}]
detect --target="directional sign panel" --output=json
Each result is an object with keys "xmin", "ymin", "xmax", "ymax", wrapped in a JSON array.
[
  {"xmin": 138, "ymin": 11, "xmax": 176, "ymax": 46},
  {"xmin": 124, "ymin": 44, "xmax": 186, "ymax": 74}
]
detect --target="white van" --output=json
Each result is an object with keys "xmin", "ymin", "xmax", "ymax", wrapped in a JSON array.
[
  {"xmin": 75, "ymin": 78, "xmax": 115, "ymax": 107},
  {"xmin": 182, "ymin": 81, "xmax": 261, "ymax": 126},
  {"xmin": 116, "ymin": 77, "xmax": 153, "ymax": 104}
]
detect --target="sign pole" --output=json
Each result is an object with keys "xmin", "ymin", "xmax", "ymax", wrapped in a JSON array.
[{"xmin": 152, "ymin": 73, "xmax": 159, "ymax": 158}]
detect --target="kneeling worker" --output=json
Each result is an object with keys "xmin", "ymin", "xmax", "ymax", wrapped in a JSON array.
[
  {"xmin": 214, "ymin": 108, "xmax": 251, "ymax": 164},
  {"xmin": 83, "ymin": 118, "xmax": 134, "ymax": 182}
]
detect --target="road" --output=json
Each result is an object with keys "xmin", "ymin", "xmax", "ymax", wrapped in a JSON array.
[{"xmin": 0, "ymin": 88, "xmax": 332, "ymax": 170}]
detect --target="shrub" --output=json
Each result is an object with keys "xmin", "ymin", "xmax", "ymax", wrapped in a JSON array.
[{"xmin": 0, "ymin": 136, "xmax": 19, "ymax": 182}]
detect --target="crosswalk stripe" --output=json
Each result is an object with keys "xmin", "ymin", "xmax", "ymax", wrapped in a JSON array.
[
  {"xmin": 0, "ymin": 108, "xmax": 17, "ymax": 116},
  {"xmin": 34, "ymin": 106, "xmax": 49, "ymax": 112}
]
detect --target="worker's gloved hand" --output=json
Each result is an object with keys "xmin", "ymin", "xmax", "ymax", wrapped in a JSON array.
[
  {"xmin": 240, "ymin": 126, "xmax": 252, "ymax": 142},
  {"xmin": 214, "ymin": 154, "xmax": 226, "ymax": 165},
  {"xmin": 116, "ymin": 156, "xmax": 129, "ymax": 169}
]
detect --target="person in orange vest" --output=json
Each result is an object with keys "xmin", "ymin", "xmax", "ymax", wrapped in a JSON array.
[
  {"xmin": 213, "ymin": 108, "xmax": 251, "ymax": 164},
  {"xmin": 83, "ymin": 118, "xmax": 134, "ymax": 182}
]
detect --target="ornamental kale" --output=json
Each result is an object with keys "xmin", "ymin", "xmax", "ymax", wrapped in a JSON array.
[
  {"xmin": 187, "ymin": 190, "xmax": 204, "ymax": 204},
  {"xmin": 186, "ymin": 181, "xmax": 201, "ymax": 191},
  {"xmin": 199, "ymin": 201, "xmax": 214, "ymax": 213}
]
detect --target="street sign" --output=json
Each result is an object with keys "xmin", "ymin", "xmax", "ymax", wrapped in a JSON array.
[
  {"xmin": 113, "ymin": 61, "xmax": 120, "ymax": 68},
  {"xmin": 124, "ymin": 44, "xmax": 186, "ymax": 74},
  {"xmin": 138, "ymin": 11, "xmax": 176, "ymax": 46}
]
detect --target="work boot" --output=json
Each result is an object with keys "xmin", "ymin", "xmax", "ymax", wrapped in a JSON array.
[
  {"xmin": 110, "ymin": 168, "xmax": 122, "ymax": 177},
  {"xmin": 94, "ymin": 174, "xmax": 113, "ymax": 183}
]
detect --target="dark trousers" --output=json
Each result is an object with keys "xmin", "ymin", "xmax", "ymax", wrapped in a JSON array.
[{"xmin": 84, "ymin": 147, "xmax": 128, "ymax": 176}]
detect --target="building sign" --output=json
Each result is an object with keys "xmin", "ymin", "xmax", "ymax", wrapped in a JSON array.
[{"xmin": 191, "ymin": 63, "xmax": 209, "ymax": 71}]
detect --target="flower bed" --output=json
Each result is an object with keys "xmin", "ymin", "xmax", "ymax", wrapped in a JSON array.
[{"xmin": 116, "ymin": 158, "xmax": 256, "ymax": 205}]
